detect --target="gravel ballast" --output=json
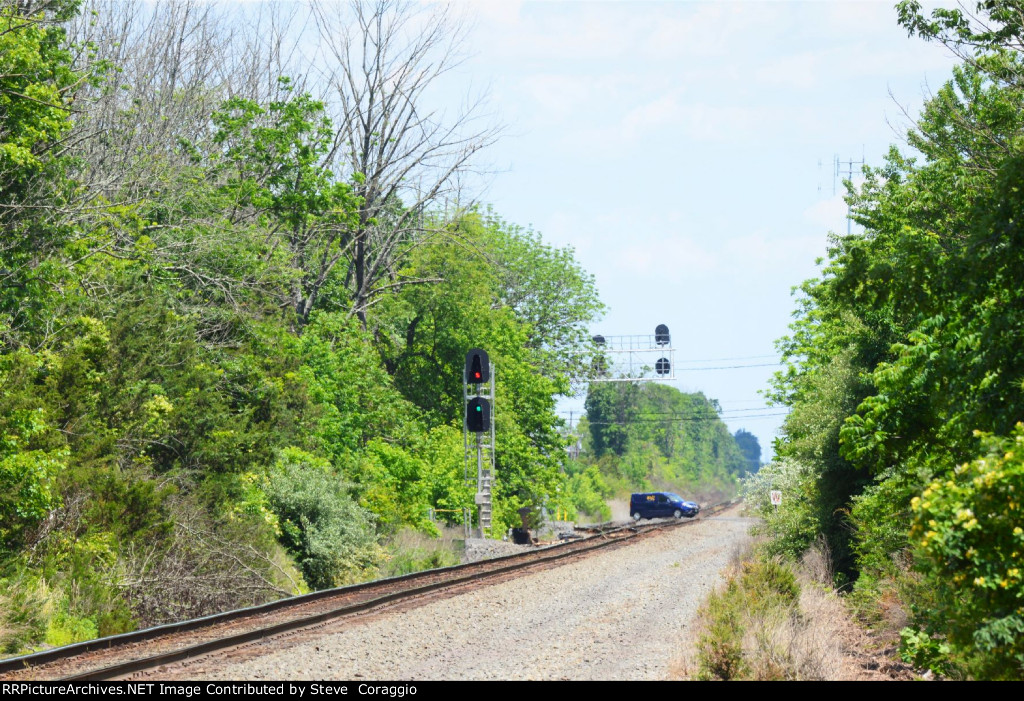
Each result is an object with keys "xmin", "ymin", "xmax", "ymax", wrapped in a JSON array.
[{"xmin": 163, "ymin": 508, "xmax": 755, "ymax": 681}]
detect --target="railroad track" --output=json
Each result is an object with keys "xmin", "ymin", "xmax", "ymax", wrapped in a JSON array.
[{"xmin": 0, "ymin": 502, "xmax": 731, "ymax": 681}]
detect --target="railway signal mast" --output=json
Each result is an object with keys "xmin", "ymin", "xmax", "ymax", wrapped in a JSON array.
[
  {"xmin": 464, "ymin": 348, "xmax": 495, "ymax": 538},
  {"xmin": 589, "ymin": 324, "xmax": 675, "ymax": 382}
]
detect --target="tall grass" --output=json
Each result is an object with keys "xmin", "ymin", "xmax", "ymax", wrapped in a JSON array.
[
  {"xmin": 380, "ymin": 527, "xmax": 462, "ymax": 578},
  {"xmin": 675, "ymin": 540, "xmax": 850, "ymax": 680}
]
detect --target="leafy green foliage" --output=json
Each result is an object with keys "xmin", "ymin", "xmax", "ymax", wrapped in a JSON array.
[
  {"xmin": 0, "ymin": 0, "xmax": 100, "ymax": 345},
  {"xmin": 766, "ymin": 0, "xmax": 1024, "ymax": 678},
  {"xmin": 370, "ymin": 210, "xmax": 599, "ymax": 531},
  {"xmin": 0, "ymin": 1, "xmax": 607, "ymax": 655},
  {"xmin": 300, "ymin": 311, "xmax": 418, "ymax": 464},
  {"xmin": 0, "ymin": 2, "xmax": 77, "ymax": 176},
  {"xmin": 209, "ymin": 83, "xmax": 361, "ymax": 322},
  {"xmin": 908, "ymin": 426, "xmax": 1024, "ymax": 679},
  {"xmin": 584, "ymin": 382, "xmax": 746, "ymax": 499},
  {"xmin": 899, "ymin": 627, "xmax": 957, "ymax": 678},
  {"xmin": 265, "ymin": 448, "xmax": 383, "ymax": 589},
  {"xmin": 0, "ymin": 400, "xmax": 65, "ymax": 551},
  {"xmin": 478, "ymin": 209, "xmax": 605, "ymax": 385},
  {"xmin": 742, "ymin": 459, "xmax": 821, "ymax": 562},
  {"xmin": 560, "ymin": 460, "xmax": 613, "ymax": 521},
  {"xmin": 733, "ymin": 429, "xmax": 761, "ymax": 474}
]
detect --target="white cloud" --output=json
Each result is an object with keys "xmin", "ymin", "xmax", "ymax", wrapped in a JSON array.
[
  {"xmin": 464, "ymin": 1, "xmax": 790, "ymax": 63},
  {"xmin": 820, "ymin": 0, "xmax": 906, "ymax": 35},
  {"xmin": 616, "ymin": 235, "xmax": 719, "ymax": 277},
  {"xmin": 512, "ymin": 72, "xmax": 639, "ymax": 122},
  {"xmin": 552, "ymin": 97, "xmax": 778, "ymax": 159},
  {"xmin": 754, "ymin": 40, "xmax": 955, "ymax": 92},
  {"xmin": 723, "ymin": 231, "xmax": 828, "ymax": 272},
  {"xmin": 641, "ymin": 2, "xmax": 789, "ymax": 60},
  {"xmin": 458, "ymin": 0, "xmax": 525, "ymax": 27},
  {"xmin": 630, "ymin": 100, "xmax": 767, "ymax": 141},
  {"xmin": 538, "ymin": 208, "xmax": 721, "ymax": 279},
  {"xmin": 803, "ymin": 194, "xmax": 850, "ymax": 232},
  {"xmin": 755, "ymin": 51, "xmax": 821, "ymax": 90}
]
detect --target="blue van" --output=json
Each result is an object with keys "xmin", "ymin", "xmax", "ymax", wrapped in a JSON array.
[{"xmin": 630, "ymin": 492, "xmax": 699, "ymax": 520}]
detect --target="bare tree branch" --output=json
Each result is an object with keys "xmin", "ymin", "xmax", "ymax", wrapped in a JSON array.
[{"xmin": 309, "ymin": 0, "xmax": 502, "ymax": 326}]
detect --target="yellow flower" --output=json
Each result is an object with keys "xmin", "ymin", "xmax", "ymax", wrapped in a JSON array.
[
  {"xmin": 1014, "ymin": 527, "xmax": 1023, "ymax": 537},
  {"xmin": 974, "ymin": 577, "xmax": 987, "ymax": 587}
]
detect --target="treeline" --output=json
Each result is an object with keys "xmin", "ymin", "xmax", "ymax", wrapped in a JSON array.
[
  {"xmin": 0, "ymin": 1, "xmax": 604, "ymax": 652},
  {"xmin": 752, "ymin": 1, "xmax": 1024, "ymax": 679},
  {"xmin": 559, "ymin": 382, "xmax": 751, "ymax": 520}
]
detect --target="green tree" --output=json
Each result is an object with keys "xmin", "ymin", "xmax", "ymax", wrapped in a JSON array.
[
  {"xmin": 584, "ymin": 382, "xmax": 746, "ymax": 496},
  {"xmin": 370, "ymin": 210, "xmax": 601, "ymax": 530},
  {"xmin": 0, "ymin": 0, "xmax": 103, "ymax": 346},
  {"xmin": 209, "ymin": 84, "xmax": 361, "ymax": 325},
  {"xmin": 766, "ymin": 0, "xmax": 1024, "ymax": 676},
  {"xmin": 733, "ymin": 429, "xmax": 761, "ymax": 474}
]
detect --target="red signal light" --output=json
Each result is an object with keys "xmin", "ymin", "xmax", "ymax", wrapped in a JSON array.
[{"xmin": 464, "ymin": 348, "xmax": 490, "ymax": 384}]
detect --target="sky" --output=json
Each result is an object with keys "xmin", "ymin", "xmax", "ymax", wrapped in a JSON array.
[{"xmin": 424, "ymin": 0, "xmax": 960, "ymax": 461}]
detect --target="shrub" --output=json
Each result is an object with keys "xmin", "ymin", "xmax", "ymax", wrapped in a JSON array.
[
  {"xmin": 561, "ymin": 462, "xmax": 612, "ymax": 521},
  {"xmin": 742, "ymin": 459, "xmax": 820, "ymax": 560},
  {"xmin": 0, "ymin": 366, "xmax": 66, "ymax": 551},
  {"xmin": 691, "ymin": 553, "xmax": 847, "ymax": 680},
  {"xmin": 44, "ymin": 607, "xmax": 98, "ymax": 649},
  {"xmin": 909, "ymin": 425, "xmax": 1024, "ymax": 679},
  {"xmin": 265, "ymin": 448, "xmax": 384, "ymax": 589},
  {"xmin": 380, "ymin": 528, "xmax": 460, "ymax": 578},
  {"xmin": 695, "ymin": 576, "xmax": 749, "ymax": 680},
  {"xmin": 0, "ymin": 573, "xmax": 50, "ymax": 655},
  {"xmin": 694, "ymin": 557, "xmax": 801, "ymax": 680}
]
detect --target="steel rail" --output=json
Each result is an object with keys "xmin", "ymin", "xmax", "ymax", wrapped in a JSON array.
[{"xmin": 2, "ymin": 502, "xmax": 731, "ymax": 681}]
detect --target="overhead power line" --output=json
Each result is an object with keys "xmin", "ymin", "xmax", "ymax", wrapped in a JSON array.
[
  {"xmin": 675, "ymin": 362, "xmax": 781, "ymax": 371},
  {"xmin": 558, "ymin": 407, "xmax": 784, "ymax": 418},
  {"xmin": 677, "ymin": 354, "xmax": 779, "ymax": 362},
  {"xmin": 585, "ymin": 411, "xmax": 789, "ymax": 425},
  {"xmin": 561, "ymin": 408, "xmax": 778, "ymax": 417}
]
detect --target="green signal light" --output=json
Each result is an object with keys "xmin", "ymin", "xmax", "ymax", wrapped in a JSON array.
[{"xmin": 475, "ymin": 406, "xmax": 481, "ymax": 411}]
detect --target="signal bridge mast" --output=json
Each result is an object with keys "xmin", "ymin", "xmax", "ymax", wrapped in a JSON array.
[{"xmin": 590, "ymin": 324, "xmax": 675, "ymax": 382}]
